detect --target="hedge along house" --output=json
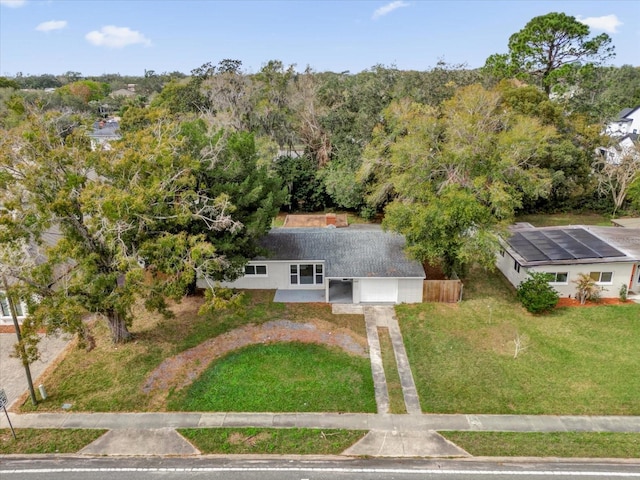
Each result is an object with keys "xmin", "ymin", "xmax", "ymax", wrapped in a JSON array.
[
  {"xmin": 201, "ymin": 225, "xmax": 426, "ymax": 304},
  {"xmin": 497, "ymin": 224, "xmax": 640, "ymax": 298}
]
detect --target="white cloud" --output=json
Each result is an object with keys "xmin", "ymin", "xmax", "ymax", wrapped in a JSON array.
[
  {"xmin": 85, "ymin": 25, "xmax": 152, "ymax": 48},
  {"xmin": 372, "ymin": 1, "xmax": 409, "ymax": 20},
  {"xmin": 578, "ymin": 14, "xmax": 623, "ymax": 34},
  {"xmin": 0, "ymin": 0, "xmax": 27, "ymax": 7},
  {"xmin": 35, "ymin": 20, "xmax": 67, "ymax": 32}
]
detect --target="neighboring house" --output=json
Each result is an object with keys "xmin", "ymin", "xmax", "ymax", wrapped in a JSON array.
[
  {"xmin": 605, "ymin": 106, "xmax": 640, "ymax": 137},
  {"xmin": 109, "ymin": 88, "xmax": 136, "ymax": 99},
  {"xmin": 597, "ymin": 133, "xmax": 639, "ymax": 165},
  {"xmin": 599, "ymin": 107, "xmax": 640, "ymax": 165},
  {"xmin": 89, "ymin": 118, "xmax": 121, "ymax": 151},
  {"xmin": 497, "ymin": 224, "xmax": 640, "ymax": 298},
  {"xmin": 200, "ymin": 225, "xmax": 426, "ymax": 304}
]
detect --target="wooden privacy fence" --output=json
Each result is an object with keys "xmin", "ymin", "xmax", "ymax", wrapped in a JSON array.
[{"xmin": 423, "ymin": 280, "xmax": 463, "ymax": 303}]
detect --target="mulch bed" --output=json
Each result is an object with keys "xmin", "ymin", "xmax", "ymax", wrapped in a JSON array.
[{"xmin": 556, "ymin": 297, "xmax": 634, "ymax": 307}]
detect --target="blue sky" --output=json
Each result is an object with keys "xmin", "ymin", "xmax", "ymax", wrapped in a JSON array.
[{"xmin": 1, "ymin": 0, "xmax": 638, "ymax": 77}]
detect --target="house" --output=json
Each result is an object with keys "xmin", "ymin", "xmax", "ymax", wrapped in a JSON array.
[
  {"xmin": 605, "ymin": 106, "xmax": 640, "ymax": 137},
  {"xmin": 89, "ymin": 118, "xmax": 121, "ymax": 151},
  {"xmin": 497, "ymin": 224, "xmax": 640, "ymax": 298},
  {"xmin": 599, "ymin": 107, "xmax": 640, "ymax": 165},
  {"xmin": 199, "ymin": 225, "xmax": 425, "ymax": 304}
]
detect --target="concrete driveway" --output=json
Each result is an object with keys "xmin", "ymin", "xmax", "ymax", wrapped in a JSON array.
[{"xmin": 0, "ymin": 332, "xmax": 71, "ymax": 409}]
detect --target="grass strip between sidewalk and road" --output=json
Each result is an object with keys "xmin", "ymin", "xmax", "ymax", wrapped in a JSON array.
[
  {"xmin": 441, "ymin": 431, "xmax": 640, "ymax": 458},
  {"xmin": 178, "ymin": 428, "xmax": 365, "ymax": 454},
  {"xmin": 0, "ymin": 429, "xmax": 107, "ymax": 454}
]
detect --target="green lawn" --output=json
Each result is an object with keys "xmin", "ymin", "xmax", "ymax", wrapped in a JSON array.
[
  {"xmin": 515, "ymin": 212, "xmax": 610, "ymax": 227},
  {"xmin": 168, "ymin": 342, "xmax": 376, "ymax": 413},
  {"xmin": 20, "ymin": 291, "xmax": 365, "ymax": 412},
  {"xmin": 441, "ymin": 432, "xmax": 640, "ymax": 458},
  {"xmin": 179, "ymin": 428, "xmax": 365, "ymax": 454},
  {"xmin": 0, "ymin": 429, "xmax": 106, "ymax": 454},
  {"xmin": 398, "ymin": 267, "xmax": 640, "ymax": 415}
]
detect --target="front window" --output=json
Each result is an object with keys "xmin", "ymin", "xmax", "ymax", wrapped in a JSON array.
[
  {"xmin": 590, "ymin": 271, "xmax": 613, "ymax": 284},
  {"xmin": 290, "ymin": 263, "xmax": 324, "ymax": 285},
  {"xmin": 244, "ymin": 264, "xmax": 267, "ymax": 276},
  {"xmin": 544, "ymin": 272, "xmax": 568, "ymax": 284},
  {"xmin": 0, "ymin": 292, "xmax": 25, "ymax": 319}
]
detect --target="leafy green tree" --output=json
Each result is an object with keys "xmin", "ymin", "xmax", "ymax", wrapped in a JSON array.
[
  {"xmin": 179, "ymin": 119, "xmax": 286, "ymax": 270},
  {"xmin": 517, "ymin": 272, "xmax": 559, "ymax": 314},
  {"xmin": 0, "ymin": 107, "xmax": 249, "ymax": 345},
  {"xmin": 274, "ymin": 154, "xmax": 327, "ymax": 212},
  {"xmin": 0, "ymin": 77, "xmax": 20, "ymax": 89},
  {"xmin": 484, "ymin": 12, "xmax": 615, "ymax": 96},
  {"xmin": 362, "ymin": 85, "xmax": 555, "ymax": 276}
]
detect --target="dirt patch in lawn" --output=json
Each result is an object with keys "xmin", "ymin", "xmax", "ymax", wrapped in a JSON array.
[
  {"xmin": 556, "ymin": 298, "xmax": 634, "ymax": 308},
  {"xmin": 142, "ymin": 319, "xmax": 368, "ymax": 396}
]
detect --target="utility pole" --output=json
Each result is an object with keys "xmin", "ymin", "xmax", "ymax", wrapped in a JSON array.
[{"xmin": 2, "ymin": 275, "xmax": 37, "ymax": 406}]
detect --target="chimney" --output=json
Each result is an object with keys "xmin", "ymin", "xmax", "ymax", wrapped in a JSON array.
[{"xmin": 326, "ymin": 213, "xmax": 336, "ymax": 226}]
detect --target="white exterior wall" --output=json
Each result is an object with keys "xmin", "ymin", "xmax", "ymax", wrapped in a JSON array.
[
  {"xmin": 496, "ymin": 251, "xmax": 636, "ymax": 298},
  {"xmin": 606, "ymin": 109, "xmax": 640, "ymax": 136},
  {"xmin": 496, "ymin": 250, "xmax": 529, "ymax": 290},
  {"xmin": 528, "ymin": 262, "xmax": 635, "ymax": 298},
  {"xmin": 198, "ymin": 261, "xmax": 325, "ymax": 291},
  {"xmin": 397, "ymin": 279, "xmax": 424, "ymax": 303}
]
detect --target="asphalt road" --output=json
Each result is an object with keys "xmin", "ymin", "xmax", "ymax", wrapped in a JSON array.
[{"xmin": 1, "ymin": 457, "xmax": 639, "ymax": 479}]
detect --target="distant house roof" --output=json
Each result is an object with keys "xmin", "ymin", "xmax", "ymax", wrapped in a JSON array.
[
  {"xmin": 90, "ymin": 120, "xmax": 121, "ymax": 140},
  {"xmin": 503, "ymin": 225, "xmax": 640, "ymax": 266},
  {"xmin": 616, "ymin": 107, "xmax": 639, "ymax": 120},
  {"xmin": 611, "ymin": 217, "xmax": 640, "ymax": 228},
  {"xmin": 256, "ymin": 226, "xmax": 425, "ymax": 278},
  {"xmin": 110, "ymin": 88, "xmax": 136, "ymax": 98}
]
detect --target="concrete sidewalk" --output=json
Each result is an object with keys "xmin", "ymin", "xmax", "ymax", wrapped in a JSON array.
[{"xmin": 3, "ymin": 411, "xmax": 640, "ymax": 432}]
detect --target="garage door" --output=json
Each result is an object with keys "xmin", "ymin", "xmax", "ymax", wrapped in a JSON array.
[{"xmin": 360, "ymin": 279, "xmax": 398, "ymax": 303}]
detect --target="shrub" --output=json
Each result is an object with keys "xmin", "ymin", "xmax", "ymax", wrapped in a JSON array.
[
  {"xmin": 517, "ymin": 272, "xmax": 559, "ymax": 314},
  {"xmin": 573, "ymin": 273, "xmax": 601, "ymax": 305},
  {"xmin": 619, "ymin": 284, "xmax": 628, "ymax": 302}
]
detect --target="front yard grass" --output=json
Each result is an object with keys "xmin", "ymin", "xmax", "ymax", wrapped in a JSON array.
[
  {"xmin": 168, "ymin": 342, "xmax": 376, "ymax": 413},
  {"xmin": 19, "ymin": 291, "xmax": 366, "ymax": 413},
  {"xmin": 441, "ymin": 432, "xmax": 640, "ymax": 458},
  {"xmin": 0, "ymin": 429, "xmax": 106, "ymax": 454},
  {"xmin": 179, "ymin": 428, "xmax": 365, "ymax": 454},
  {"xmin": 398, "ymin": 267, "xmax": 640, "ymax": 415}
]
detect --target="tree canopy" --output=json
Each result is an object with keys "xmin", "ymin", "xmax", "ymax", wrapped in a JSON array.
[
  {"xmin": 484, "ymin": 12, "xmax": 615, "ymax": 96},
  {"xmin": 0, "ymin": 104, "xmax": 283, "ymax": 346}
]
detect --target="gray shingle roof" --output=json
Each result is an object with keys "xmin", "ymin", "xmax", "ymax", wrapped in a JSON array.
[{"xmin": 256, "ymin": 227, "xmax": 425, "ymax": 278}]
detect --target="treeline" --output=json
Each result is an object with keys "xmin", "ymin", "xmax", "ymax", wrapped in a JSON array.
[{"xmin": 2, "ymin": 59, "xmax": 639, "ymax": 219}]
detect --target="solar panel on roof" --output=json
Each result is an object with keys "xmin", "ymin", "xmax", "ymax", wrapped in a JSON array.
[
  {"xmin": 508, "ymin": 228, "xmax": 627, "ymax": 262},
  {"xmin": 569, "ymin": 229, "xmax": 625, "ymax": 258}
]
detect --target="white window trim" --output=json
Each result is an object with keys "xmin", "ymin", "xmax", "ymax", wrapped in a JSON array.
[
  {"xmin": 590, "ymin": 271, "xmax": 614, "ymax": 285},
  {"xmin": 289, "ymin": 263, "xmax": 324, "ymax": 286},
  {"xmin": 244, "ymin": 264, "xmax": 268, "ymax": 276},
  {"xmin": 0, "ymin": 292, "xmax": 27, "ymax": 320},
  {"xmin": 545, "ymin": 272, "xmax": 569, "ymax": 285}
]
